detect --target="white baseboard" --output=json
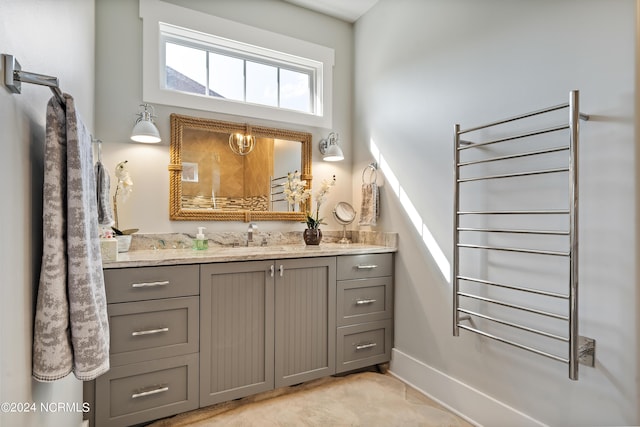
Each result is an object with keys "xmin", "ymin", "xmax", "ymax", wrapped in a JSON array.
[{"xmin": 389, "ymin": 348, "xmax": 547, "ymax": 427}]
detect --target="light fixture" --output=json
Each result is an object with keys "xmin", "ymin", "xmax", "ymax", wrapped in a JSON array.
[
  {"xmin": 130, "ymin": 103, "xmax": 161, "ymax": 143},
  {"xmin": 229, "ymin": 124, "xmax": 255, "ymax": 156},
  {"xmin": 318, "ymin": 132, "xmax": 344, "ymax": 162}
]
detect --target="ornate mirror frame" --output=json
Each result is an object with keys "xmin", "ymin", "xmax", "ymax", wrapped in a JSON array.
[{"xmin": 169, "ymin": 113, "xmax": 312, "ymax": 222}]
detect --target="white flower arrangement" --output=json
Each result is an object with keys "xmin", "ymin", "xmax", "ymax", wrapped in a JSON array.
[
  {"xmin": 283, "ymin": 171, "xmax": 311, "ymax": 211},
  {"xmin": 112, "ymin": 160, "xmax": 138, "ymax": 235},
  {"xmin": 305, "ymin": 175, "xmax": 336, "ymax": 229}
]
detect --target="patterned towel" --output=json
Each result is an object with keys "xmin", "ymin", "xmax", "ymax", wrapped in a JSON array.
[
  {"xmin": 359, "ymin": 182, "xmax": 380, "ymax": 226},
  {"xmin": 95, "ymin": 160, "xmax": 114, "ymax": 225},
  {"xmin": 32, "ymin": 94, "xmax": 110, "ymax": 382}
]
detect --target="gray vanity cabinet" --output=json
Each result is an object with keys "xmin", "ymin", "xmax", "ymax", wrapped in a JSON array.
[
  {"xmin": 200, "ymin": 257, "xmax": 336, "ymax": 402},
  {"xmin": 336, "ymin": 253, "xmax": 394, "ymax": 373},
  {"xmin": 88, "ymin": 251, "xmax": 391, "ymax": 426},
  {"xmin": 199, "ymin": 260, "xmax": 275, "ymax": 407},
  {"xmin": 274, "ymin": 257, "xmax": 336, "ymax": 388},
  {"xmin": 92, "ymin": 265, "xmax": 200, "ymax": 427}
]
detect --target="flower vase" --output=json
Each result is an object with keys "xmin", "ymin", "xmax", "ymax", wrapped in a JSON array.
[
  {"xmin": 303, "ymin": 228, "xmax": 322, "ymax": 245},
  {"xmin": 115, "ymin": 235, "xmax": 132, "ymax": 253}
]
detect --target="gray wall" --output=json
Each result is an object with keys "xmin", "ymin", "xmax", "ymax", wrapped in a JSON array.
[
  {"xmin": 354, "ymin": 0, "xmax": 639, "ymax": 425},
  {"xmin": 0, "ymin": 1, "xmax": 95, "ymax": 426},
  {"xmin": 95, "ymin": 0, "xmax": 354, "ymax": 234}
]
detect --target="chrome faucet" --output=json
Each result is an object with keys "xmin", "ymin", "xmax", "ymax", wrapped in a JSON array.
[{"xmin": 246, "ymin": 223, "xmax": 258, "ymax": 246}]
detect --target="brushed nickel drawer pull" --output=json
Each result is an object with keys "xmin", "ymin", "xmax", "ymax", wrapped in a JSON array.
[
  {"xmin": 356, "ymin": 264, "xmax": 378, "ymax": 270},
  {"xmin": 131, "ymin": 327, "xmax": 169, "ymax": 337},
  {"xmin": 270, "ymin": 265, "xmax": 274, "ymax": 278},
  {"xmin": 356, "ymin": 298, "xmax": 377, "ymax": 305},
  {"xmin": 131, "ymin": 385, "xmax": 169, "ymax": 399},
  {"xmin": 131, "ymin": 280, "xmax": 170, "ymax": 288},
  {"xmin": 355, "ymin": 342, "xmax": 377, "ymax": 351}
]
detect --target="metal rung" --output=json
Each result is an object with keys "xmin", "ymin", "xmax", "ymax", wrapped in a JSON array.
[
  {"xmin": 457, "ymin": 209, "xmax": 569, "ymax": 215},
  {"xmin": 458, "ymin": 324, "xmax": 569, "ymax": 364},
  {"xmin": 458, "ymin": 103, "xmax": 569, "ymax": 134},
  {"xmin": 458, "ymin": 167, "xmax": 569, "ymax": 183},
  {"xmin": 457, "ymin": 227, "xmax": 569, "ymax": 236},
  {"xmin": 457, "ymin": 292, "xmax": 569, "ymax": 321},
  {"xmin": 458, "ymin": 124, "xmax": 569, "ymax": 150},
  {"xmin": 457, "ymin": 276, "xmax": 569, "ymax": 299},
  {"xmin": 458, "ymin": 308, "xmax": 569, "ymax": 342},
  {"xmin": 457, "ymin": 243, "xmax": 569, "ymax": 257},
  {"xmin": 457, "ymin": 146, "xmax": 570, "ymax": 167}
]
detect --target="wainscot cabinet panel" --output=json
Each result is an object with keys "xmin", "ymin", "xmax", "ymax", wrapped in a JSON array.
[
  {"xmin": 275, "ymin": 257, "xmax": 336, "ymax": 387},
  {"xmin": 200, "ymin": 260, "xmax": 275, "ymax": 406}
]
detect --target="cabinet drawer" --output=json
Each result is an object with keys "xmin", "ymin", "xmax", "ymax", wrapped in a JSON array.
[
  {"xmin": 337, "ymin": 254, "xmax": 393, "ymax": 280},
  {"xmin": 95, "ymin": 353, "xmax": 198, "ymax": 427},
  {"xmin": 108, "ymin": 297, "xmax": 199, "ymax": 366},
  {"xmin": 336, "ymin": 320, "xmax": 392, "ymax": 374},
  {"xmin": 104, "ymin": 265, "xmax": 199, "ymax": 303},
  {"xmin": 337, "ymin": 277, "xmax": 392, "ymax": 326}
]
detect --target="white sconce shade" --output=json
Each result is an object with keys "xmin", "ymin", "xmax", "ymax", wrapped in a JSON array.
[
  {"xmin": 318, "ymin": 132, "xmax": 344, "ymax": 162},
  {"xmin": 131, "ymin": 103, "xmax": 161, "ymax": 143}
]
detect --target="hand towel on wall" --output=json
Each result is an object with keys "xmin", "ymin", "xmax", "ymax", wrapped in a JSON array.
[
  {"xmin": 32, "ymin": 94, "xmax": 110, "ymax": 382},
  {"xmin": 358, "ymin": 182, "xmax": 380, "ymax": 226},
  {"xmin": 95, "ymin": 159, "xmax": 114, "ymax": 225}
]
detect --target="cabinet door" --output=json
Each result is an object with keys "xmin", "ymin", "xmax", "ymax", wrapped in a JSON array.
[
  {"xmin": 275, "ymin": 257, "xmax": 336, "ymax": 388},
  {"xmin": 200, "ymin": 261, "xmax": 275, "ymax": 406}
]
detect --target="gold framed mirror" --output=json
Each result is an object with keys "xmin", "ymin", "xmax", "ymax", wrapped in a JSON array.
[{"xmin": 169, "ymin": 113, "xmax": 312, "ymax": 222}]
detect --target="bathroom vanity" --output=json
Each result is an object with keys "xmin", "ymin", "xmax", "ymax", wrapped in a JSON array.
[{"xmin": 84, "ymin": 242, "xmax": 395, "ymax": 427}]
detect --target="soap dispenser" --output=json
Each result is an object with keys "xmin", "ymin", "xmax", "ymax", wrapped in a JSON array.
[{"xmin": 194, "ymin": 227, "xmax": 208, "ymax": 250}]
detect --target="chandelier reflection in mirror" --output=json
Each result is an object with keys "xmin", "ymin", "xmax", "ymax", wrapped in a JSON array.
[{"xmin": 229, "ymin": 125, "xmax": 255, "ymax": 155}]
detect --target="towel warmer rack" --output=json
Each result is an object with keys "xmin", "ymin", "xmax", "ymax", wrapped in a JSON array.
[
  {"xmin": 453, "ymin": 90, "xmax": 594, "ymax": 380},
  {"xmin": 3, "ymin": 54, "xmax": 65, "ymax": 105}
]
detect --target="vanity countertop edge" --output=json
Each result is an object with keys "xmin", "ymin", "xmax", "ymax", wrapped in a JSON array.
[{"xmin": 103, "ymin": 243, "xmax": 397, "ymax": 269}]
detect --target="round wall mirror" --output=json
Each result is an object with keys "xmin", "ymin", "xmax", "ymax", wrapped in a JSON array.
[{"xmin": 333, "ymin": 202, "xmax": 356, "ymax": 244}]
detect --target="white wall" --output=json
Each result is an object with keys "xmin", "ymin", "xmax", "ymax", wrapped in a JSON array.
[
  {"xmin": 354, "ymin": 0, "xmax": 639, "ymax": 426},
  {"xmin": 0, "ymin": 1, "xmax": 95, "ymax": 426},
  {"xmin": 95, "ymin": 0, "xmax": 354, "ymax": 236}
]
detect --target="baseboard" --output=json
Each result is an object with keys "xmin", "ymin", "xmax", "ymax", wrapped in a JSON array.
[{"xmin": 389, "ymin": 348, "xmax": 548, "ymax": 427}]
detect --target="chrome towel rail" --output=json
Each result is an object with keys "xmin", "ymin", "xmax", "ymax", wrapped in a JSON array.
[
  {"xmin": 453, "ymin": 90, "xmax": 595, "ymax": 380},
  {"xmin": 3, "ymin": 54, "xmax": 65, "ymax": 105}
]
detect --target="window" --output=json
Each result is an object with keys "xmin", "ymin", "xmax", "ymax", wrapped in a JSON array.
[{"xmin": 140, "ymin": 0, "xmax": 334, "ymax": 128}]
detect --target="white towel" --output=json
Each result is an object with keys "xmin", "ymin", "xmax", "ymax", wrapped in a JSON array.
[
  {"xmin": 359, "ymin": 182, "xmax": 380, "ymax": 226},
  {"xmin": 33, "ymin": 94, "xmax": 110, "ymax": 382},
  {"xmin": 95, "ymin": 160, "xmax": 114, "ymax": 225}
]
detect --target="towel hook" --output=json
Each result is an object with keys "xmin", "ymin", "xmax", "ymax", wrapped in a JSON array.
[
  {"xmin": 362, "ymin": 162, "xmax": 378, "ymax": 185},
  {"xmin": 92, "ymin": 138, "xmax": 102, "ymax": 163}
]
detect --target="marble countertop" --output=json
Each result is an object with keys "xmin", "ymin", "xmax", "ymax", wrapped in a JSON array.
[{"xmin": 103, "ymin": 242, "xmax": 396, "ymax": 269}]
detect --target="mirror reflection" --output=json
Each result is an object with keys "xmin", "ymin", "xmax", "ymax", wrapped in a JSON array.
[{"xmin": 169, "ymin": 114, "xmax": 312, "ymax": 222}]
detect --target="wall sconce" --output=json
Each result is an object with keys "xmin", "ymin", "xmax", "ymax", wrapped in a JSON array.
[
  {"xmin": 318, "ymin": 132, "xmax": 344, "ymax": 162},
  {"xmin": 229, "ymin": 124, "xmax": 255, "ymax": 156},
  {"xmin": 130, "ymin": 103, "xmax": 161, "ymax": 143}
]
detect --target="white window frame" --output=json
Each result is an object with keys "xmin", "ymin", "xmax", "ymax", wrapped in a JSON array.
[{"xmin": 140, "ymin": 0, "xmax": 334, "ymax": 128}]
